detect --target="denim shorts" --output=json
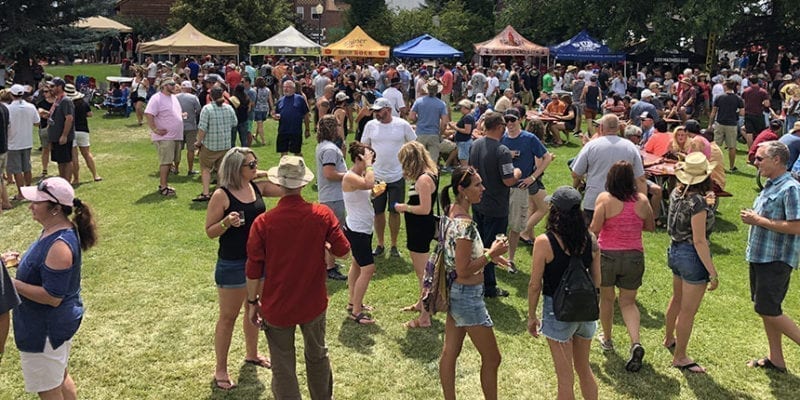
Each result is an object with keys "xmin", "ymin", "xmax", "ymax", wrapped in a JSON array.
[
  {"xmin": 540, "ymin": 295, "xmax": 597, "ymax": 343},
  {"xmin": 254, "ymin": 111, "xmax": 268, "ymax": 121},
  {"xmin": 456, "ymin": 140, "xmax": 472, "ymax": 161},
  {"xmin": 215, "ymin": 258, "xmax": 246, "ymax": 289},
  {"xmin": 667, "ymin": 242, "xmax": 710, "ymax": 284},
  {"xmin": 449, "ymin": 282, "xmax": 493, "ymax": 328}
]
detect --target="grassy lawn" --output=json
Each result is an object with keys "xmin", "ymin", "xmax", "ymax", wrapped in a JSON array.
[{"xmin": 1, "ymin": 64, "xmax": 799, "ymax": 399}]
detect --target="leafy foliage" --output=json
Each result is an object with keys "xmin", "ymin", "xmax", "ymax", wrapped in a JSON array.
[
  {"xmin": 390, "ymin": 0, "xmax": 489, "ymax": 59},
  {"xmin": 113, "ymin": 15, "xmax": 170, "ymax": 41},
  {"xmin": 341, "ymin": 0, "xmax": 394, "ymax": 45},
  {"xmin": 168, "ymin": 0, "xmax": 293, "ymax": 57}
]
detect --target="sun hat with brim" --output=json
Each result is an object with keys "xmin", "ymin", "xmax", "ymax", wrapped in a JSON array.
[
  {"xmin": 545, "ymin": 186, "xmax": 582, "ymax": 211},
  {"xmin": 426, "ymin": 78, "xmax": 442, "ymax": 94},
  {"xmin": 457, "ymin": 99, "xmax": 473, "ymax": 109},
  {"xmin": 674, "ymin": 152, "xmax": 716, "ymax": 186},
  {"xmin": 791, "ymin": 121, "xmax": 800, "ymax": 134},
  {"xmin": 267, "ymin": 156, "xmax": 315, "ymax": 189},
  {"xmin": 64, "ymin": 84, "xmax": 84, "ymax": 100},
  {"xmin": 20, "ymin": 177, "xmax": 75, "ymax": 207}
]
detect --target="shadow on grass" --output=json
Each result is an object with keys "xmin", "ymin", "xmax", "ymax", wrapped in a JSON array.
[
  {"xmin": 683, "ymin": 368, "xmax": 756, "ymax": 400},
  {"xmin": 485, "ymin": 299, "xmax": 525, "ymax": 335},
  {"xmin": 709, "ymin": 241, "xmax": 731, "ymax": 256},
  {"xmin": 134, "ymin": 191, "xmax": 176, "ymax": 204},
  {"xmin": 768, "ymin": 369, "xmax": 800, "ymax": 399},
  {"xmin": 325, "ymin": 279, "xmax": 347, "ymax": 297},
  {"xmin": 396, "ymin": 319, "xmax": 444, "ymax": 363},
  {"xmin": 370, "ymin": 256, "xmax": 414, "ymax": 282},
  {"xmin": 606, "ymin": 301, "xmax": 665, "ymax": 331},
  {"xmin": 336, "ymin": 317, "xmax": 384, "ymax": 355},
  {"xmin": 206, "ymin": 362, "xmax": 267, "ymax": 399},
  {"xmin": 595, "ymin": 351, "xmax": 681, "ymax": 399},
  {"xmin": 711, "ymin": 216, "xmax": 738, "ymax": 233}
]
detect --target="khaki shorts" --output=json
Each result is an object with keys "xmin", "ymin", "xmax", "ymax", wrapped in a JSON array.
[
  {"xmin": 0, "ymin": 152, "xmax": 6, "ymax": 174},
  {"xmin": 440, "ymin": 138, "xmax": 456, "ymax": 156},
  {"xmin": 713, "ymin": 124, "xmax": 738, "ymax": 149},
  {"xmin": 199, "ymin": 146, "xmax": 227, "ymax": 171},
  {"xmin": 508, "ymin": 187, "xmax": 529, "ymax": 232},
  {"xmin": 183, "ymin": 129, "xmax": 198, "ymax": 149},
  {"xmin": 600, "ymin": 250, "xmax": 645, "ymax": 289},
  {"xmin": 155, "ymin": 140, "xmax": 181, "ymax": 165}
]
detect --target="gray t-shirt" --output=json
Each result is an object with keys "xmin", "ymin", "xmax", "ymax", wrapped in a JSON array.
[
  {"xmin": 667, "ymin": 191, "xmax": 714, "ymax": 243},
  {"xmin": 571, "ymin": 135, "xmax": 645, "ymax": 210},
  {"xmin": 469, "ymin": 137, "xmax": 515, "ymax": 217},
  {"xmin": 176, "ymin": 93, "xmax": 201, "ymax": 131},
  {"xmin": 47, "ymin": 96, "xmax": 75, "ymax": 142},
  {"xmin": 315, "ymin": 140, "xmax": 346, "ymax": 202}
]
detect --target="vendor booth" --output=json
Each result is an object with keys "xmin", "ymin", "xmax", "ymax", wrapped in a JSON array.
[
  {"xmin": 139, "ymin": 23, "xmax": 239, "ymax": 56},
  {"xmin": 250, "ymin": 26, "xmax": 321, "ymax": 57},
  {"xmin": 548, "ymin": 30, "xmax": 625, "ymax": 62},
  {"xmin": 74, "ymin": 16, "xmax": 132, "ymax": 32},
  {"xmin": 322, "ymin": 26, "xmax": 390, "ymax": 59},
  {"xmin": 393, "ymin": 34, "xmax": 463, "ymax": 59}
]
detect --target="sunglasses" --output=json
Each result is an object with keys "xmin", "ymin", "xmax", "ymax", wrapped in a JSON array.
[
  {"xmin": 457, "ymin": 167, "xmax": 477, "ymax": 187},
  {"xmin": 505, "ymin": 117, "xmax": 518, "ymax": 123},
  {"xmin": 38, "ymin": 180, "xmax": 60, "ymax": 204},
  {"xmin": 243, "ymin": 160, "xmax": 258, "ymax": 170}
]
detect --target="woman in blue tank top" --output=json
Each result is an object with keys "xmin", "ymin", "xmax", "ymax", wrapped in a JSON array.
[
  {"xmin": 12, "ymin": 177, "xmax": 97, "ymax": 397},
  {"xmin": 203, "ymin": 147, "xmax": 282, "ymax": 390}
]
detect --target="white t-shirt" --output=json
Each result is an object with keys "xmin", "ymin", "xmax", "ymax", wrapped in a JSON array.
[
  {"xmin": 487, "ymin": 76, "xmax": 500, "ymax": 97},
  {"xmin": 571, "ymin": 135, "xmax": 645, "ymax": 210},
  {"xmin": 382, "ymin": 87, "xmax": 405, "ymax": 117},
  {"xmin": 147, "ymin": 62, "xmax": 158, "ymax": 78},
  {"xmin": 360, "ymin": 117, "xmax": 417, "ymax": 183},
  {"xmin": 7, "ymin": 100, "xmax": 40, "ymax": 150}
]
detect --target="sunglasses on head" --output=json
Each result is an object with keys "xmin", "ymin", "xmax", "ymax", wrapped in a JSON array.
[
  {"xmin": 457, "ymin": 167, "xmax": 477, "ymax": 187},
  {"xmin": 244, "ymin": 160, "xmax": 258, "ymax": 170},
  {"xmin": 38, "ymin": 180, "xmax": 59, "ymax": 204}
]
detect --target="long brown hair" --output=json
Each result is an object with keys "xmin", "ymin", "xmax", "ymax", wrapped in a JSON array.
[{"xmin": 398, "ymin": 141, "xmax": 437, "ymax": 181}]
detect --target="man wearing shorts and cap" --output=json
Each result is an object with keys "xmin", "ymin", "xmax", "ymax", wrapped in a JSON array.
[
  {"xmin": 194, "ymin": 87, "xmax": 237, "ymax": 201},
  {"xmin": 361, "ymin": 98, "xmax": 416, "ymax": 257},
  {"xmin": 176, "ymin": 80, "xmax": 201, "ymax": 176},
  {"xmin": 7, "ymin": 84, "xmax": 40, "ymax": 198},
  {"xmin": 708, "ymin": 79, "xmax": 745, "ymax": 171},
  {"xmin": 409, "ymin": 79, "xmax": 449, "ymax": 164},
  {"xmin": 46, "ymin": 78, "xmax": 75, "ymax": 181},
  {"xmin": 145, "ymin": 78, "xmax": 184, "ymax": 196}
]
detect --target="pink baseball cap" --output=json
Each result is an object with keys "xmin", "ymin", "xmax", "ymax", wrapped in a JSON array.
[{"xmin": 21, "ymin": 177, "xmax": 75, "ymax": 207}]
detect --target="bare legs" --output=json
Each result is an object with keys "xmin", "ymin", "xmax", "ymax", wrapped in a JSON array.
[
  {"xmin": 215, "ymin": 287, "xmax": 266, "ymax": 386},
  {"xmin": 440, "ymin": 314, "xmax": 501, "ymax": 400},
  {"xmin": 405, "ymin": 250, "xmax": 431, "ymax": 327},
  {"xmin": 547, "ymin": 337, "xmax": 598, "ymax": 400},
  {"xmin": 664, "ymin": 276, "xmax": 707, "ymax": 371},
  {"xmin": 71, "ymin": 146, "xmax": 100, "ymax": 184},
  {"xmin": 374, "ymin": 212, "xmax": 400, "ymax": 249},
  {"xmin": 599, "ymin": 287, "xmax": 641, "ymax": 345},
  {"xmin": 758, "ymin": 314, "xmax": 800, "ymax": 368},
  {"xmin": 38, "ymin": 369, "xmax": 77, "ymax": 400},
  {"xmin": 347, "ymin": 261, "xmax": 376, "ymax": 319}
]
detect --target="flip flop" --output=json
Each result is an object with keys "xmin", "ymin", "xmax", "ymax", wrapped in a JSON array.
[
  {"xmin": 674, "ymin": 362, "xmax": 706, "ymax": 374},
  {"xmin": 400, "ymin": 304, "xmax": 421, "ymax": 312},
  {"xmin": 349, "ymin": 312, "xmax": 375, "ymax": 325},
  {"xmin": 192, "ymin": 193, "xmax": 211, "ymax": 202},
  {"xmin": 404, "ymin": 318, "xmax": 431, "ymax": 329},
  {"xmin": 664, "ymin": 341, "xmax": 676, "ymax": 352},
  {"xmin": 213, "ymin": 377, "xmax": 237, "ymax": 391},
  {"xmin": 346, "ymin": 303, "xmax": 374, "ymax": 312},
  {"xmin": 94, "ymin": 177, "xmax": 103, "ymax": 182},
  {"xmin": 244, "ymin": 356, "xmax": 271, "ymax": 369},
  {"xmin": 747, "ymin": 357, "xmax": 787, "ymax": 373}
]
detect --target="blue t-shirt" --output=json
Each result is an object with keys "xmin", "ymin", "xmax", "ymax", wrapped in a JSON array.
[
  {"xmin": 779, "ymin": 134, "xmax": 800, "ymax": 169},
  {"xmin": 411, "ymin": 96, "xmax": 448, "ymax": 135},
  {"xmin": 501, "ymin": 130, "xmax": 547, "ymax": 178},
  {"xmin": 276, "ymin": 94, "xmax": 309, "ymax": 136}
]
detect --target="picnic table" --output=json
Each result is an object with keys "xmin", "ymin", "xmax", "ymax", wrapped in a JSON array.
[{"xmin": 526, "ymin": 111, "xmax": 561, "ymax": 140}]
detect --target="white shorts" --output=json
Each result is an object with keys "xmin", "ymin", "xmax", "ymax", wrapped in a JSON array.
[
  {"xmin": 20, "ymin": 338, "xmax": 72, "ymax": 393},
  {"xmin": 73, "ymin": 131, "xmax": 90, "ymax": 147}
]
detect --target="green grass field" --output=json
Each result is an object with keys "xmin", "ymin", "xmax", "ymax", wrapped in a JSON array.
[{"xmin": 1, "ymin": 64, "xmax": 799, "ymax": 399}]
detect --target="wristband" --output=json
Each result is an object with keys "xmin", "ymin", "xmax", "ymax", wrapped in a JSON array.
[
  {"xmin": 220, "ymin": 220, "xmax": 228, "ymax": 230},
  {"xmin": 484, "ymin": 252, "xmax": 492, "ymax": 262},
  {"xmin": 366, "ymin": 166, "xmax": 374, "ymax": 171},
  {"xmin": 247, "ymin": 296, "xmax": 260, "ymax": 305}
]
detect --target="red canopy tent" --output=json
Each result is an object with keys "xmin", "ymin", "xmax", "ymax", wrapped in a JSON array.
[{"xmin": 473, "ymin": 25, "xmax": 549, "ymax": 57}]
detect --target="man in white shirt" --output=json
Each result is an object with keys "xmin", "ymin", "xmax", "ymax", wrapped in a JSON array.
[
  {"xmin": 382, "ymin": 77, "xmax": 407, "ymax": 117},
  {"xmin": 6, "ymin": 84, "xmax": 40, "ymax": 197},
  {"xmin": 360, "ymin": 98, "xmax": 416, "ymax": 257}
]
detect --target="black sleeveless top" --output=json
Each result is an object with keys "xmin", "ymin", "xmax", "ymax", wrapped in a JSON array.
[
  {"xmin": 218, "ymin": 181, "xmax": 267, "ymax": 260},
  {"xmin": 405, "ymin": 172, "xmax": 439, "ymax": 235},
  {"xmin": 585, "ymin": 85, "xmax": 600, "ymax": 110},
  {"xmin": 542, "ymin": 231, "xmax": 593, "ymax": 296}
]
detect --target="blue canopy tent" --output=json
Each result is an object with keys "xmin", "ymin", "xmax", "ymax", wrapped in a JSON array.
[
  {"xmin": 548, "ymin": 30, "xmax": 625, "ymax": 62},
  {"xmin": 393, "ymin": 34, "xmax": 463, "ymax": 59}
]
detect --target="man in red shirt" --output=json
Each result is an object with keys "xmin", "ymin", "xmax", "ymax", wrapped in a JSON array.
[
  {"xmin": 246, "ymin": 156, "xmax": 350, "ymax": 399},
  {"xmin": 225, "ymin": 63, "xmax": 242, "ymax": 90},
  {"xmin": 742, "ymin": 75, "xmax": 771, "ymax": 149}
]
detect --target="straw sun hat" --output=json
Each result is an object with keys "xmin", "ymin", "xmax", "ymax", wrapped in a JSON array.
[{"xmin": 674, "ymin": 152, "xmax": 716, "ymax": 186}]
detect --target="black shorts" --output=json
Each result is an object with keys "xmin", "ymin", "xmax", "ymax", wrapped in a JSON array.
[
  {"xmin": 51, "ymin": 140, "xmax": 74, "ymax": 163},
  {"xmin": 372, "ymin": 178, "xmax": 405, "ymax": 215},
  {"xmin": 276, "ymin": 133, "xmax": 302, "ymax": 154},
  {"xmin": 528, "ymin": 178, "xmax": 545, "ymax": 195},
  {"xmin": 749, "ymin": 261, "xmax": 792, "ymax": 316},
  {"xmin": 404, "ymin": 213, "xmax": 436, "ymax": 253},
  {"xmin": 344, "ymin": 225, "xmax": 374, "ymax": 267},
  {"xmin": 744, "ymin": 114, "xmax": 766, "ymax": 134}
]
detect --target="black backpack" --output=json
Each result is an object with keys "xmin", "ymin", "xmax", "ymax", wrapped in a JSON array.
[{"xmin": 553, "ymin": 251, "xmax": 599, "ymax": 322}]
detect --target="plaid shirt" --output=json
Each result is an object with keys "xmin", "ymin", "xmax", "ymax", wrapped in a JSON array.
[
  {"xmin": 198, "ymin": 102, "xmax": 237, "ymax": 151},
  {"xmin": 746, "ymin": 172, "xmax": 800, "ymax": 268}
]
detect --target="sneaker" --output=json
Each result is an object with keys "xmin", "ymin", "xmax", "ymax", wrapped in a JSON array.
[
  {"xmin": 484, "ymin": 288, "xmax": 510, "ymax": 298},
  {"xmin": 390, "ymin": 246, "xmax": 401, "ymax": 257},
  {"xmin": 188, "ymin": 170, "xmax": 199, "ymax": 176},
  {"xmin": 372, "ymin": 245, "xmax": 385, "ymax": 256},
  {"xmin": 625, "ymin": 343, "xmax": 645, "ymax": 372},
  {"xmin": 326, "ymin": 266, "xmax": 347, "ymax": 281},
  {"xmin": 507, "ymin": 261, "xmax": 519, "ymax": 274},
  {"xmin": 729, "ymin": 166, "xmax": 739, "ymax": 173},
  {"xmin": 597, "ymin": 334, "xmax": 615, "ymax": 351}
]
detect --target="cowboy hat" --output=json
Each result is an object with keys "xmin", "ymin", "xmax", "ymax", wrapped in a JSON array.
[
  {"xmin": 64, "ymin": 84, "xmax": 84, "ymax": 100},
  {"xmin": 267, "ymin": 156, "xmax": 314, "ymax": 189},
  {"xmin": 674, "ymin": 152, "xmax": 716, "ymax": 186}
]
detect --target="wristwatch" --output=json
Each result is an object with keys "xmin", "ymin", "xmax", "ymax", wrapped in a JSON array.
[{"xmin": 247, "ymin": 296, "xmax": 260, "ymax": 305}]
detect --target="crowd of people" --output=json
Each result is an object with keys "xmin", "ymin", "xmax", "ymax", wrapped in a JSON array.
[{"xmin": 1, "ymin": 53, "xmax": 800, "ymax": 399}]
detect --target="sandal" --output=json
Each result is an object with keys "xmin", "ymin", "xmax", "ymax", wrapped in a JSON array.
[
  {"xmin": 159, "ymin": 186, "xmax": 176, "ymax": 197},
  {"xmin": 400, "ymin": 304, "xmax": 421, "ymax": 312},
  {"xmin": 747, "ymin": 357, "xmax": 787, "ymax": 373},
  {"xmin": 349, "ymin": 312, "xmax": 375, "ymax": 325},
  {"xmin": 404, "ymin": 318, "xmax": 431, "ymax": 329},
  {"xmin": 192, "ymin": 193, "xmax": 211, "ymax": 202},
  {"xmin": 346, "ymin": 303, "xmax": 374, "ymax": 312},
  {"xmin": 244, "ymin": 356, "xmax": 271, "ymax": 369},
  {"xmin": 213, "ymin": 377, "xmax": 237, "ymax": 391},
  {"xmin": 673, "ymin": 362, "xmax": 706, "ymax": 374}
]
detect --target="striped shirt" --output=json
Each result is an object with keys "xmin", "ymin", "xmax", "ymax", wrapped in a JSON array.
[
  {"xmin": 746, "ymin": 172, "xmax": 800, "ymax": 268},
  {"xmin": 198, "ymin": 102, "xmax": 237, "ymax": 151}
]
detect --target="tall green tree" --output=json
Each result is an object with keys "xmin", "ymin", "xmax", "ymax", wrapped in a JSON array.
[
  {"xmin": 718, "ymin": 0, "xmax": 800, "ymax": 66},
  {"xmin": 391, "ymin": 0, "xmax": 489, "ymax": 59},
  {"xmin": 342, "ymin": 0, "xmax": 394, "ymax": 45},
  {"xmin": 0, "ymin": 0, "xmax": 113, "ymax": 83},
  {"xmin": 169, "ymin": 0, "xmax": 293, "ymax": 57}
]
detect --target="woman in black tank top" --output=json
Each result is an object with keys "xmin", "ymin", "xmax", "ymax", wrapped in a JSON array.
[
  {"xmin": 394, "ymin": 141, "xmax": 439, "ymax": 328},
  {"xmin": 203, "ymin": 147, "xmax": 282, "ymax": 390},
  {"xmin": 528, "ymin": 186, "xmax": 600, "ymax": 400}
]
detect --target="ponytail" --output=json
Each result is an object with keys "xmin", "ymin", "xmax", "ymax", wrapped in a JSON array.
[{"xmin": 69, "ymin": 198, "xmax": 97, "ymax": 251}]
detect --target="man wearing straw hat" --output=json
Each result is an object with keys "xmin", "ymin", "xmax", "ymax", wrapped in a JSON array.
[
  {"xmin": 409, "ymin": 78, "xmax": 449, "ymax": 164},
  {"xmin": 246, "ymin": 155, "xmax": 350, "ymax": 400},
  {"xmin": 741, "ymin": 141, "xmax": 800, "ymax": 374}
]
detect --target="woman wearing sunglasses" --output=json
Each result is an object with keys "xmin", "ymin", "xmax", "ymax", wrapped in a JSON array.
[
  {"xmin": 10, "ymin": 176, "xmax": 97, "ymax": 398},
  {"xmin": 203, "ymin": 147, "xmax": 281, "ymax": 390},
  {"xmin": 439, "ymin": 166, "xmax": 510, "ymax": 400}
]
